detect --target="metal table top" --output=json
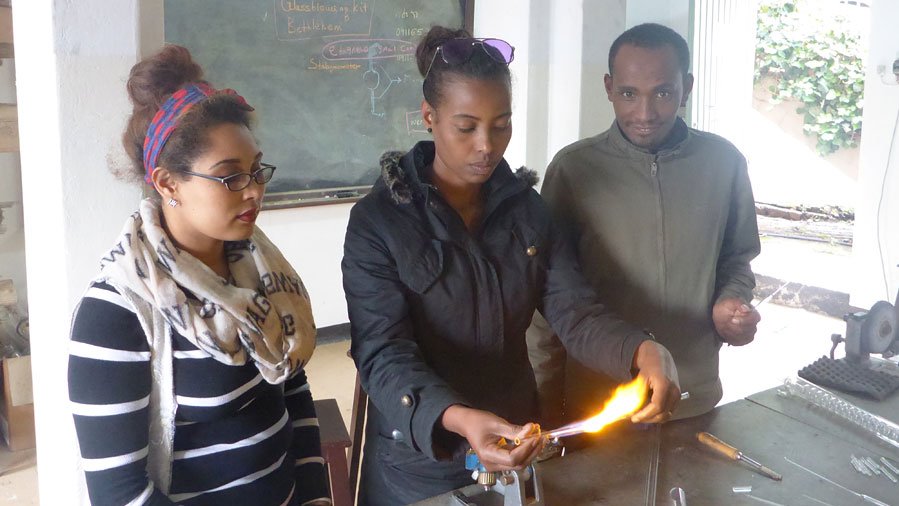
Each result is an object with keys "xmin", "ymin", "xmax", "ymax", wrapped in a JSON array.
[{"xmin": 415, "ymin": 385, "xmax": 899, "ymax": 506}]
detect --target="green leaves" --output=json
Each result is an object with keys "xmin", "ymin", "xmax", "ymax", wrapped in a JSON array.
[{"xmin": 755, "ymin": 0, "xmax": 865, "ymax": 155}]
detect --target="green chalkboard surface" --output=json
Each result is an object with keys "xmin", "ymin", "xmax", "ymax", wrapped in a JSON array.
[{"xmin": 164, "ymin": 0, "xmax": 472, "ymax": 208}]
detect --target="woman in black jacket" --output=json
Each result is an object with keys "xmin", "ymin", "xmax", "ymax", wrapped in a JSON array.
[{"xmin": 342, "ymin": 26, "xmax": 682, "ymax": 505}]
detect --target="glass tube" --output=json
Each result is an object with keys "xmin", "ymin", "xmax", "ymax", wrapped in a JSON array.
[{"xmin": 779, "ymin": 377, "xmax": 899, "ymax": 451}]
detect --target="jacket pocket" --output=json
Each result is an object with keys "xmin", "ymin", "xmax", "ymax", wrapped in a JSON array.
[
  {"xmin": 375, "ymin": 433, "xmax": 422, "ymax": 466},
  {"xmin": 396, "ymin": 239, "xmax": 444, "ymax": 294}
]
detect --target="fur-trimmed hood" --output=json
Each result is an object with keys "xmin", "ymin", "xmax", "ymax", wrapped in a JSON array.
[{"xmin": 379, "ymin": 143, "xmax": 539, "ymax": 205}]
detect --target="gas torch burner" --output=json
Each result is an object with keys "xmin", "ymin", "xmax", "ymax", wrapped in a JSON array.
[{"xmin": 461, "ymin": 450, "xmax": 545, "ymax": 506}]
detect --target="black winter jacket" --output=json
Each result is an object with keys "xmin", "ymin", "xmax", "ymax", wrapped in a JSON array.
[{"xmin": 341, "ymin": 141, "xmax": 649, "ymax": 504}]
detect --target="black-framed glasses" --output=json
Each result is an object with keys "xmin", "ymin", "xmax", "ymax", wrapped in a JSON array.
[
  {"xmin": 423, "ymin": 38, "xmax": 515, "ymax": 82},
  {"xmin": 181, "ymin": 163, "xmax": 276, "ymax": 191}
]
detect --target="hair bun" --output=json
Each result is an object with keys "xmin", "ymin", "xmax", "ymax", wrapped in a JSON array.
[
  {"xmin": 415, "ymin": 25, "xmax": 472, "ymax": 77},
  {"xmin": 126, "ymin": 45, "xmax": 204, "ymax": 112},
  {"xmin": 120, "ymin": 45, "xmax": 207, "ymax": 185}
]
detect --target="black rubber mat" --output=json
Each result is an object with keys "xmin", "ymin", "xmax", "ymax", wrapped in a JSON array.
[{"xmin": 798, "ymin": 356, "xmax": 899, "ymax": 400}]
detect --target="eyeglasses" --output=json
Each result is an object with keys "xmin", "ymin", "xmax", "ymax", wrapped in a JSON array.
[
  {"xmin": 180, "ymin": 163, "xmax": 276, "ymax": 191},
  {"xmin": 423, "ymin": 38, "xmax": 515, "ymax": 82}
]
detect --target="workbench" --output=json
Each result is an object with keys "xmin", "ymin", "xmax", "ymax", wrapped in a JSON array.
[{"xmin": 414, "ymin": 384, "xmax": 899, "ymax": 505}]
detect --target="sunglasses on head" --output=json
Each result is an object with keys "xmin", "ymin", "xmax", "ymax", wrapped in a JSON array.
[{"xmin": 424, "ymin": 38, "xmax": 515, "ymax": 81}]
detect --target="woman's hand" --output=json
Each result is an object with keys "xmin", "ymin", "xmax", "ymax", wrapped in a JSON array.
[
  {"xmin": 441, "ymin": 405, "xmax": 544, "ymax": 472},
  {"xmin": 630, "ymin": 340, "xmax": 681, "ymax": 424}
]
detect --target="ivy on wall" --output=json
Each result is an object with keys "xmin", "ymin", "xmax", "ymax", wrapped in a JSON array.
[{"xmin": 755, "ymin": 0, "xmax": 865, "ymax": 155}]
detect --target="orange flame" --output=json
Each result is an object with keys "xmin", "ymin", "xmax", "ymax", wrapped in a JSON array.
[{"xmin": 579, "ymin": 376, "xmax": 648, "ymax": 433}]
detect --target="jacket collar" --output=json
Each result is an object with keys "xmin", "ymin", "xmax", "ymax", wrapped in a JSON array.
[
  {"xmin": 608, "ymin": 117, "xmax": 690, "ymax": 159},
  {"xmin": 378, "ymin": 141, "xmax": 538, "ymax": 207}
]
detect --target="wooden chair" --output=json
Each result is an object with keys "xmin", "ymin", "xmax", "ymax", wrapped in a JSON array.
[
  {"xmin": 315, "ymin": 347, "xmax": 369, "ymax": 506},
  {"xmin": 347, "ymin": 370, "xmax": 368, "ymax": 503},
  {"xmin": 314, "ymin": 398, "xmax": 352, "ymax": 506}
]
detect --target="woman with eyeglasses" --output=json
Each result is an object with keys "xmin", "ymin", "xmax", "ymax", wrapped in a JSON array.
[
  {"xmin": 68, "ymin": 45, "xmax": 330, "ymax": 506},
  {"xmin": 342, "ymin": 26, "xmax": 682, "ymax": 504}
]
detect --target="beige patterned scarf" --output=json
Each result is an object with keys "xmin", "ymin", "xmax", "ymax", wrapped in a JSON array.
[{"xmin": 97, "ymin": 198, "xmax": 316, "ymax": 492}]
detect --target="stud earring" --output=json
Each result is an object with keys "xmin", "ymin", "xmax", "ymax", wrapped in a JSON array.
[
  {"xmin": 427, "ymin": 127, "xmax": 432, "ymax": 133},
  {"xmin": 168, "ymin": 198, "xmax": 179, "ymax": 208}
]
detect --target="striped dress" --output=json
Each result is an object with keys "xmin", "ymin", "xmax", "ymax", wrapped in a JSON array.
[{"xmin": 68, "ymin": 281, "xmax": 330, "ymax": 505}]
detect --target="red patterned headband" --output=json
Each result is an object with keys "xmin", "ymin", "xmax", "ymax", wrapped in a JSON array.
[{"xmin": 142, "ymin": 83, "xmax": 252, "ymax": 184}]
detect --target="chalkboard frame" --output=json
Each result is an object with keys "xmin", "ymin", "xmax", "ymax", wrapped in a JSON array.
[{"xmin": 165, "ymin": 0, "xmax": 476, "ymax": 210}]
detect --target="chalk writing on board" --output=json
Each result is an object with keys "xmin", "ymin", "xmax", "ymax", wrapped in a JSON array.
[
  {"xmin": 321, "ymin": 39, "xmax": 415, "ymax": 60},
  {"xmin": 320, "ymin": 39, "xmax": 416, "ymax": 116},
  {"xmin": 306, "ymin": 59, "xmax": 363, "ymax": 72},
  {"xmin": 276, "ymin": 0, "xmax": 374, "ymax": 40},
  {"xmin": 405, "ymin": 111, "xmax": 427, "ymax": 134}
]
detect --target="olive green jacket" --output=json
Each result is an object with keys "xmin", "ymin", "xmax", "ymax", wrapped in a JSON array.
[{"xmin": 528, "ymin": 119, "xmax": 760, "ymax": 421}]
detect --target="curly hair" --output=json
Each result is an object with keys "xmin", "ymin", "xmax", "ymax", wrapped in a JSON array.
[{"xmin": 121, "ymin": 45, "xmax": 253, "ymax": 187}]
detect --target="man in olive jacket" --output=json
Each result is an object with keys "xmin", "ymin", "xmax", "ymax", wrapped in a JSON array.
[{"xmin": 528, "ymin": 23, "xmax": 761, "ymax": 422}]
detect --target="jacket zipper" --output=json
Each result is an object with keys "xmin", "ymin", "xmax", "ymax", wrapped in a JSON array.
[
  {"xmin": 469, "ymin": 251, "xmax": 481, "ymax": 346},
  {"xmin": 651, "ymin": 156, "xmax": 667, "ymax": 308},
  {"xmin": 428, "ymin": 186, "xmax": 511, "ymax": 350}
]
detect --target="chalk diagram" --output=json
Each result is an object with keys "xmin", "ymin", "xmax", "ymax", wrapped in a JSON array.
[
  {"xmin": 321, "ymin": 38, "xmax": 416, "ymax": 119},
  {"xmin": 362, "ymin": 43, "xmax": 402, "ymax": 117}
]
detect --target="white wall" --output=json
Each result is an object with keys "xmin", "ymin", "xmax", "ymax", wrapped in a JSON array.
[
  {"xmin": 580, "ymin": 0, "xmax": 627, "ymax": 138},
  {"xmin": 627, "ymin": 0, "xmax": 691, "ymax": 37},
  {"xmin": 473, "ymin": 1, "xmax": 531, "ymax": 171},
  {"xmin": 852, "ymin": 0, "xmax": 899, "ymax": 307},
  {"xmin": 522, "ymin": 0, "xmax": 630, "ymax": 181},
  {"xmin": 544, "ymin": 0, "xmax": 585, "ymax": 160},
  {"xmin": 256, "ymin": 203, "xmax": 354, "ymax": 326},
  {"xmin": 16, "ymin": 0, "xmax": 145, "ymax": 503}
]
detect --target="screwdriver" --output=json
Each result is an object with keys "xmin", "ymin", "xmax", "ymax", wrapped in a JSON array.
[{"xmin": 696, "ymin": 432, "xmax": 782, "ymax": 481}]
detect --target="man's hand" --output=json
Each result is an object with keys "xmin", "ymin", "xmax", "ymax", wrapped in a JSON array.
[
  {"xmin": 441, "ymin": 405, "xmax": 544, "ymax": 472},
  {"xmin": 630, "ymin": 340, "xmax": 680, "ymax": 424},
  {"xmin": 713, "ymin": 297, "xmax": 760, "ymax": 346}
]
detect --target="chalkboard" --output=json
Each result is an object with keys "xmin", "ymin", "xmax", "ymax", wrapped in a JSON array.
[{"xmin": 164, "ymin": 0, "xmax": 472, "ymax": 208}]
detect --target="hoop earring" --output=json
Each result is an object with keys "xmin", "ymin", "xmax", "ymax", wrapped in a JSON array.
[
  {"xmin": 427, "ymin": 127, "xmax": 432, "ymax": 133},
  {"xmin": 168, "ymin": 198, "xmax": 179, "ymax": 208}
]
